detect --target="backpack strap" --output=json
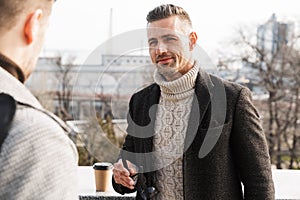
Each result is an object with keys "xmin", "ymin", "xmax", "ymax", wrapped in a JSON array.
[
  {"xmin": 0, "ymin": 93, "xmax": 16, "ymax": 151},
  {"xmin": 0, "ymin": 93, "xmax": 77, "ymax": 153}
]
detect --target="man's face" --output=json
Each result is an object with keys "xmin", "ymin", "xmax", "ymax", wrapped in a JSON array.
[{"xmin": 147, "ymin": 16, "xmax": 196, "ymax": 81}]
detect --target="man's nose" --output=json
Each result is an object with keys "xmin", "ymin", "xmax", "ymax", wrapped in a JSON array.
[{"xmin": 155, "ymin": 42, "xmax": 167, "ymax": 55}]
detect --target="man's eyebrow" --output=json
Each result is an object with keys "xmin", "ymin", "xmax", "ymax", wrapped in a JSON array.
[
  {"xmin": 148, "ymin": 34, "xmax": 177, "ymax": 43},
  {"xmin": 161, "ymin": 34, "xmax": 177, "ymax": 39}
]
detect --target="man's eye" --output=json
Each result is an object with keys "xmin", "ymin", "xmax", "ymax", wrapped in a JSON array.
[
  {"xmin": 166, "ymin": 37, "xmax": 176, "ymax": 41},
  {"xmin": 149, "ymin": 41, "xmax": 157, "ymax": 46}
]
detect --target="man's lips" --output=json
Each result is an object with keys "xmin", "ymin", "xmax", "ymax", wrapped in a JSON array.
[{"xmin": 156, "ymin": 57, "xmax": 173, "ymax": 64}]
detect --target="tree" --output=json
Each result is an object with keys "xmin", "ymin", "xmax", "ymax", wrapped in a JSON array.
[
  {"xmin": 54, "ymin": 55, "xmax": 76, "ymax": 121},
  {"xmin": 220, "ymin": 20, "xmax": 300, "ymax": 169}
]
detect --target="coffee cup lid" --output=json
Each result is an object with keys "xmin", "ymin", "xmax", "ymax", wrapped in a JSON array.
[{"xmin": 93, "ymin": 162, "xmax": 113, "ymax": 170}]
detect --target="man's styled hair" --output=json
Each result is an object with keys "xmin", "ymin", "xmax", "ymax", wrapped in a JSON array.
[
  {"xmin": 0, "ymin": 0, "xmax": 53, "ymax": 32},
  {"xmin": 146, "ymin": 4, "xmax": 192, "ymax": 27}
]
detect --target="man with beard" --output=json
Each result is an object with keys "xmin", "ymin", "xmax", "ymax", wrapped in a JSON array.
[{"xmin": 112, "ymin": 4, "xmax": 275, "ymax": 200}]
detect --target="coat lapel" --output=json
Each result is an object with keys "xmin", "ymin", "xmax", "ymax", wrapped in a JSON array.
[
  {"xmin": 140, "ymin": 70, "xmax": 215, "ymax": 187},
  {"xmin": 139, "ymin": 69, "xmax": 215, "ymax": 166},
  {"xmin": 184, "ymin": 68, "xmax": 214, "ymax": 152},
  {"xmin": 195, "ymin": 68, "xmax": 214, "ymax": 124},
  {"xmin": 137, "ymin": 84, "xmax": 160, "ymax": 176},
  {"xmin": 139, "ymin": 69, "xmax": 215, "ymax": 154},
  {"xmin": 141, "ymin": 84, "xmax": 160, "ymax": 153}
]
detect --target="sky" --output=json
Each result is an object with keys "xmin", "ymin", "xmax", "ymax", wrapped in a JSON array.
[{"xmin": 43, "ymin": 0, "xmax": 300, "ymax": 60}]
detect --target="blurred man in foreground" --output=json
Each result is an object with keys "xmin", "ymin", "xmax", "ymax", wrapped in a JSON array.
[{"xmin": 0, "ymin": 0, "xmax": 78, "ymax": 199}]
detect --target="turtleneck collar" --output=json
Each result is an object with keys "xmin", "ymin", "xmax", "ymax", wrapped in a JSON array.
[
  {"xmin": 154, "ymin": 63, "xmax": 199, "ymax": 100},
  {"xmin": 0, "ymin": 52, "xmax": 25, "ymax": 83}
]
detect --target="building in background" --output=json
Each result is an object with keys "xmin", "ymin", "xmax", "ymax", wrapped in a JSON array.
[
  {"xmin": 26, "ymin": 53, "xmax": 153, "ymax": 120},
  {"xmin": 237, "ymin": 13, "xmax": 294, "ymax": 96},
  {"xmin": 257, "ymin": 13, "xmax": 294, "ymax": 56}
]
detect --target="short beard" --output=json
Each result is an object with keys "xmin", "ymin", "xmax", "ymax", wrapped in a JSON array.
[{"xmin": 157, "ymin": 64, "xmax": 182, "ymax": 81}]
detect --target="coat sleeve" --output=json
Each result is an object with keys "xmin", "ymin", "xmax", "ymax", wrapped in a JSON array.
[
  {"xmin": 112, "ymin": 96, "xmax": 137, "ymax": 195},
  {"xmin": 112, "ymin": 134, "xmax": 137, "ymax": 195},
  {"xmin": 231, "ymin": 88, "xmax": 275, "ymax": 199}
]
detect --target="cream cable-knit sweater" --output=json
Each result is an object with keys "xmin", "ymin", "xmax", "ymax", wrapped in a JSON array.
[{"xmin": 153, "ymin": 65, "xmax": 199, "ymax": 200}]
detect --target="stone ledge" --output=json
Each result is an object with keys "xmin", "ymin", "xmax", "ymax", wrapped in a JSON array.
[
  {"xmin": 78, "ymin": 166, "xmax": 300, "ymax": 199},
  {"xmin": 79, "ymin": 196, "xmax": 135, "ymax": 200}
]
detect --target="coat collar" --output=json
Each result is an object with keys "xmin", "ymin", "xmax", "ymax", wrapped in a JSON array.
[
  {"xmin": 145, "ymin": 68, "xmax": 214, "ymax": 125},
  {"xmin": 184, "ymin": 68, "xmax": 214, "ymax": 152},
  {"xmin": 195, "ymin": 67, "xmax": 214, "ymax": 124},
  {"xmin": 0, "ymin": 52, "xmax": 25, "ymax": 83},
  {"xmin": 0, "ymin": 67, "xmax": 73, "ymax": 134},
  {"xmin": 139, "ymin": 68, "xmax": 215, "ymax": 153},
  {"xmin": 0, "ymin": 67, "xmax": 42, "ymax": 110}
]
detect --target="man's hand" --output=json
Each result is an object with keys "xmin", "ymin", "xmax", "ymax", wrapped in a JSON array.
[{"xmin": 113, "ymin": 159, "xmax": 138, "ymax": 190}]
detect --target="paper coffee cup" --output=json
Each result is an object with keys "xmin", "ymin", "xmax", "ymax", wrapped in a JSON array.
[{"xmin": 93, "ymin": 162, "xmax": 113, "ymax": 192}]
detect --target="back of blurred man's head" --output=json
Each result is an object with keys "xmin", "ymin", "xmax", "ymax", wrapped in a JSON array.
[
  {"xmin": 0, "ymin": 0, "xmax": 54, "ymax": 32},
  {"xmin": 0, "ymin": 0, "xmax": 55, "ymax": 81}
]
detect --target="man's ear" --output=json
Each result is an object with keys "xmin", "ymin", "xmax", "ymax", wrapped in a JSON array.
[
  {"xmin": 189, "ymin": 31, "xmax": 198, "ymax": 51},
  {"xmin": 24, "ymin": 9, "xmax": 43, "ymax": 45}
]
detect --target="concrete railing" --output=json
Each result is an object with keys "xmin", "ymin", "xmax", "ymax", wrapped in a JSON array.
[{"xmin": 78, "ymin": 166, "xmax": 300, "ymax": 200}]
